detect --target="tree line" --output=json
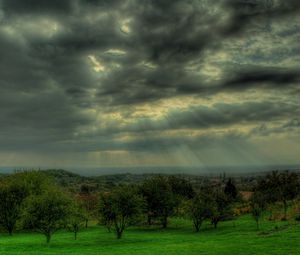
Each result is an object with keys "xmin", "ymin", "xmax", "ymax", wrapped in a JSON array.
[{"xmin": 0, "ymin": 170, "xmax": 299, "ymax": 243}]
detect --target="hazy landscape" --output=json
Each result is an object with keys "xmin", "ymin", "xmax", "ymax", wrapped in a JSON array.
[
  {"xmin": 1, "ymin": 0, "xmax": 300, "ymax": 254},
  {"xmin": 1, "ymin": 169, "xmax": 300, "ymax": 255}
]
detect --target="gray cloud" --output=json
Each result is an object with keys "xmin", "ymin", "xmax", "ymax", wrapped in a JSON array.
[
  {"xmin": 0, "ymin": 0, "xmax": 299, "ymax": 167},
  {"xmin": 1, "ymin": 0, "xmax": 74, "ymax": 15},
  {"xmin": 221, "ymin": 68, "xmax": 300, "ymax": 91},
  {"xmin": 94, "ymin": 101, "xmax": 300, "ymax": 136}
]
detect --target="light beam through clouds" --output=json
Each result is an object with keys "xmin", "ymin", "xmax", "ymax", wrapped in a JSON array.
[{"xmin": 0, "ymin": 0, "xmax": 299, "ymax": 172}]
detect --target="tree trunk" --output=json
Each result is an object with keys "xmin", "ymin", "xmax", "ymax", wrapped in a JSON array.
[
  {"xmin": 256, "ymin": 219, "xmax": 259, "ymax": 230},
  {"xmin": 213, "ymin": 221, "xmax": 218, "ymax": 229},
  {"xmin": 46, "ymin": 234, "xmax": 51, "ymax": 244},
  {"xmin": 283, "ymin": 200, "xmax": 288, "ymax": 220},
  {"xmin": 116, "ymin": 230, "xmax": 122, "ymax": 239},
  {"xmin": 6, "ymin": 222, "xmax": 14, "ymax": 236},
  {"xmin": 85, "ymin": 219, "xmax": 88, "ymax": 228},
  {"xmin": 212, "ymin": 218, "xmax": 218, "ymax": 229},
  {"xmin": 162, "ymin": 215, "xmax": 168, "ymax": 229},
  {"xmin": 8, "ymin": 227, "xmax": 13, "ymax": 236},
  {"xmin": 147, "ymin": 214, "xmax": 152, "ymax": 225},
  {"xmin": 193, "ymin": 219, "xmax": 201, "ymax": 232},
  {"xmin": 74, "ymin": 231, "xmax": 77, "ymax": 240}
]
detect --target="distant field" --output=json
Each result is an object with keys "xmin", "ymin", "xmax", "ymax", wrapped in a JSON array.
[{"xmin": 0, "ymin": 215, "xmax": 299, "ymax": 255}]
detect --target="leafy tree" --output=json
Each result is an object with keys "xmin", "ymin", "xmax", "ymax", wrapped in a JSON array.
[
  {"xmin": 210, "ymin": 189, "xmax": 231, "ymax": 229},
  {"xmin": 186, "ymin": 192, "xmax": 214, "ymax": 232},
  {"xmin": 250, "ymin": 191, "xmax": 267, "ymax": 230},
  {"xmin": 98, "ymin": 192, "xmax": 115, "ymax": 233},
  {"xmin": 277, "ymin": 171, "xmax": 299, "ymax": 219},
  {"xmin": 14, "ymin": 171, "xmax": 52, "ymax": 196},
  {"xmin": 0, "ymin": 180, "xmax": 27, "ymax": 235},
  {"xmin": 67, "ymin": 203, "xmax": 87, "ymax": 240},
  {"xmin": 0, "ymin": 171, "xmax": 56, "ymax": 235},
  {"xmin": 99, "ymin": 186, "xmax": 144, "ymax": 239},
  {"xmin": 257, "ymin": 171, "xmax": 299, "ymax": 220},
  {"xmin": 224, "ymin": 178, "xmax": 238, "ymax": 201},
  {"xmin": 168, "ymin": 176, "xmax": 195, "ymax": 199},
  {"xmin": 140, "ymin": 176, "xmax": 176, "ymax": 228},
  {"xmin": 23, "ymin": 189, "xmax": 72, "ymax": 243},
  {"xmin": 168, "ymin": 176, "xmax": 195, "ymax": 215}
]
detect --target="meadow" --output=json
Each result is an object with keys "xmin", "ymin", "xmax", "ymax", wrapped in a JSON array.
[{"xmin": 1, "ymin": 215, "xmax": 299, "ymax": 255}]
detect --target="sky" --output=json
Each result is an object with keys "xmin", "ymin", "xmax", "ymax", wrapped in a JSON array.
[{"xmin": 0, "ymin": 0, "xmax": 299, "ymax": 170}]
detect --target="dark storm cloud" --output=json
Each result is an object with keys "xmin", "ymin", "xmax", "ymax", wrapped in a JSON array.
[
  {"xmin": 0, "ymin": 0, "xmax": 121, "ymax": 13},
  {"xmin": 97, "ymin": 101, "xmax": 300, "ymax": 135},
  {"xmin": 157, "ymin": 101, "xmax": 299, "ymax": 130},
  {"xmin": 224, "ymin": 0, "xmax": 300, "ymax": 35},
  {"xmin": 1, "ymin": 0, "xmax": 74, "ymax": 15},
  {"xmin": 92, "ymin": 0, "xmax": 300, "ymax": 106},
  {"xmin": 222, "ymin": 68, "xmax": 300, "ymax": 91},
  {"xmin": 97, "ymin": 65, "xmax": 204, "ymax": 105},
  {"xmin": 124, "ymin": 67, "xmax": 300, "ymax": 100},
  {"xmin": 0, "ymin": 0, "xmax": 299, "ymax": 156},
  {"xmin": 129, "ymin": 0, "xmax": 222, "ymax": 63}
]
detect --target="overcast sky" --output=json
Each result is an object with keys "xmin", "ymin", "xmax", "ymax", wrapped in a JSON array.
[{"xmin": 0, "ymin": 0, "xmax": 299, "ymax": 170}]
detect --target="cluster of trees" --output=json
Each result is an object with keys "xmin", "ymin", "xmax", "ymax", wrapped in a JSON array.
[
  {"xmin": 1, "ymin": 170, "xmax": 299, "ymax": 243},
  {"xmin": 250, "ymin": 171, "xmax": 299, "ymax": 229},
  {"xmin": 0, "ymin": 172, "xmax": 87, "ymax": 243},
  {"xmin": 98, "ymin": 176, "xmax": 238, "ymax": 238}
]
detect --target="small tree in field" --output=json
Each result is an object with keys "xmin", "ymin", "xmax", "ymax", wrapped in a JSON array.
[
  {"xmin": 67, "ymin": 203, "xmax": 87, "ymax": 240},
  {"xmin": 99, "ymin": 186, "xmax": 144, "ymax": 239},
  {"xmin": 0, "ymin": 180, "xmax": 27, "ymax": 235},
  {"xmin": 250, "ymin": 191, "xmax": 267, "ymax": 230},
  {"xmin": 140, "ymin": 176, "xmax": 175, "ymax": 228},
  {"xmin": 210, "ymin": 189, "xmax": 231, "ymax": 229},
  {"xmin": 224, "ymin": 178, "xmax": 238, "ymax": 201},
  {"xmin": 186, "ymin": 192, "xmax": 214, "ymax": 232},
  {"xmin": 98, "ymin": 192, "xmax": 114, "ymax": 233},
  {"xmin": 276, "ymin": 171, "xmax": 298, "ymax": 220},
  {"xmin": 0, "ymin": 171, "xmax": 50, "ymax": 235},
  {"xmin": 23, "ymin": 189, "xmax": 71, "ymax": 243},
  {"xmin": 257, "ymin": 171, "xmax": 299, "ymax": 220}
]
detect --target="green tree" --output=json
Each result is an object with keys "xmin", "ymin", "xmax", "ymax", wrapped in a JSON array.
[
  {"xmin": 23, "ymin": 189, "xmax": 72, "ymax": 243},
  {"xmin": 14, "ymin": 171, "xmax": 52, "ymax": 196},
  {"xmin": 67, "ymin": 203, "xmax": 87, "ymax": 240},
  {"xmin": 250, "ymin": 191, "xmax": 267, "ymax": 230},
  {"xmin": 0, "ymin": 171, "xmax": 51, "ymax": 235},
  {"xmin": 168, "ymin": 176, "xmax": 195, "ymax": 199},
  {"xmin": 210, "ymin": 189, "xmax": 231, "ymax": 229},
  {"xmin": 0, "ymin": 180, "xmax": 27, "ymax": 235},
  {"xmin": 168, "ymin": 176, "xmax": 195, "ymax": 215},
  {"xmin": 99, "ymin": 186, "xmax": 144, "ymax": 239},
  {"xmin": 277, "ymin": 171, "xmax": 299, "ymax": 220},
  {"xmin": 257, "ymin": 171, "xmax": 299, "ymax": 220},
  {"xmin": 140, "ymin": 176, "xmax": 176, "ymax": 228},
  {"xmin": 98, "ymin": 192, "xmax": 115, "ymax": 233},
  {"xmin": 224, "ymin": 178, "xmax": 238, "ymax": 201},
  {"xmin": 186, "ymin": 192, "xmax": 214, "ymax": 232}
]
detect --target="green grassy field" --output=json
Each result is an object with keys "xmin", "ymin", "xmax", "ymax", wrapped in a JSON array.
[{"xmin": 0, "ymin": 215, "xmax": 299, "ymax": 255}]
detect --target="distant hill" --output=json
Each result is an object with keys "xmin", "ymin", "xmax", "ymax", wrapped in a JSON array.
[
  {"xmin": 40, "ymin": 170, "xmax": 209, "ymax": 193},
  {"xmin": 44, "ymin": 169, "xmax": 82, "ymax": 178},
  {"xmin": 1, "ymin": 168, "xmax": 300, "ymax": 193}
]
